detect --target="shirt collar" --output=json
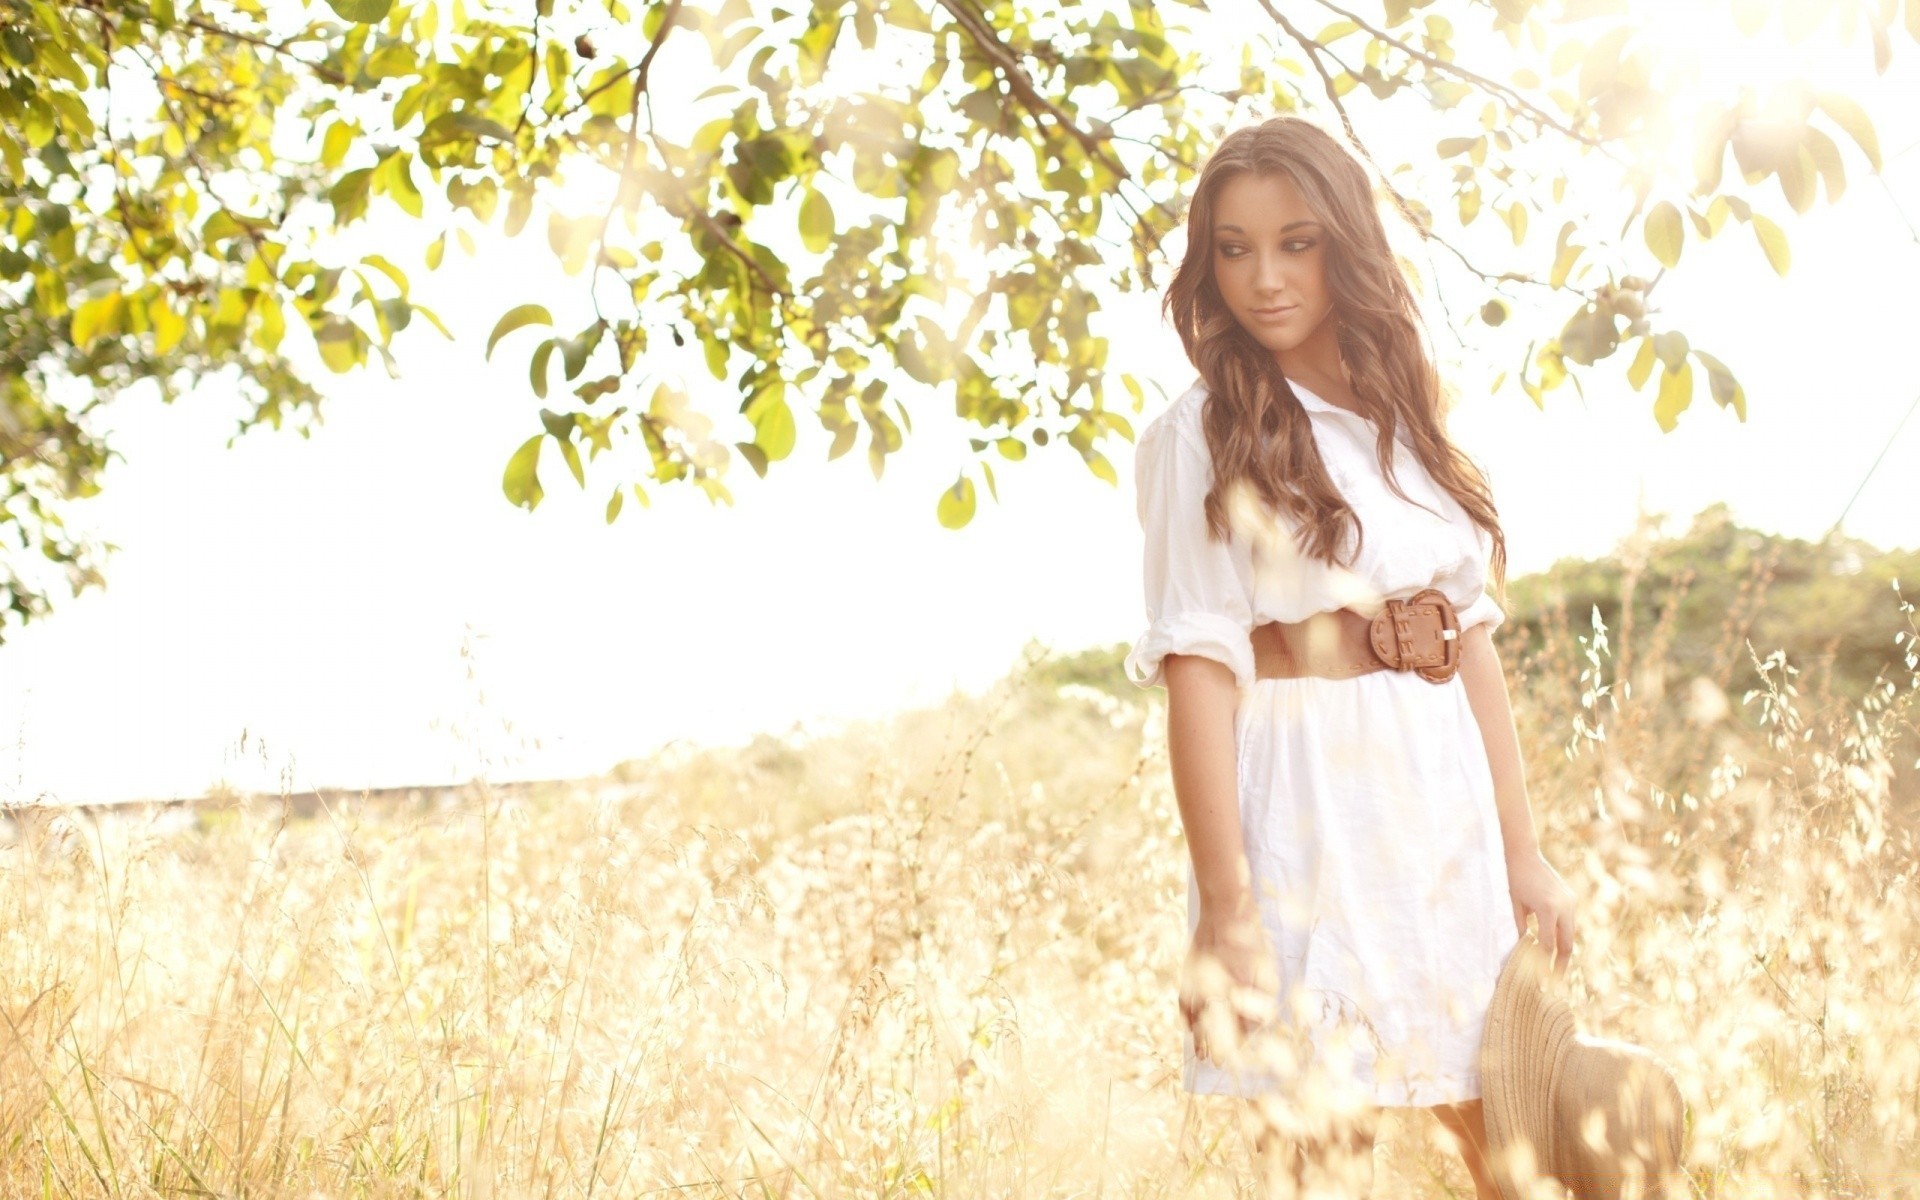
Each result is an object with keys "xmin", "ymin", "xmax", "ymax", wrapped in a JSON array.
[{"xmin": 1287, "ymin": 378, "xmax": 1414, "ymax": 449}]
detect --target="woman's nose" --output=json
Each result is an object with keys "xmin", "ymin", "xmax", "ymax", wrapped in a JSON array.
[{"xmin": 1251, "ymin": 252, "xmax": 1289, "ymax": 290}]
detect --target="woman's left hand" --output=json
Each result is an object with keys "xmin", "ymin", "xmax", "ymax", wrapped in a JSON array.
[{"xmin": 1506, "ymin": 848, "xmax": 1577, "ymax": 975}]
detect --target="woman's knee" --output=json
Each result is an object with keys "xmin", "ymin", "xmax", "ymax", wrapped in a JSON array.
[{"xmin": 1432, "ymin": 1098, "xmax": 1483, "ymax": 1135}]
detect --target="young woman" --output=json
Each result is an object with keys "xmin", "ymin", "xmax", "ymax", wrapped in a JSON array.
[{"xmin": 1122, "ymin": 115, "xmax": 1579, "ymax": 1197}]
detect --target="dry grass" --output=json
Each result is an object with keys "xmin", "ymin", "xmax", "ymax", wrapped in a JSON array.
[{"xmin": 2, "ymin": 564, "xmax": 1918, "ymax": 1199}]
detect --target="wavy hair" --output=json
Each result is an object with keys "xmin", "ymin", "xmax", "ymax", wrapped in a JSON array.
[{"xmin": 1162, "ymin": 114, "xmax": 1508, "ymax": 609}]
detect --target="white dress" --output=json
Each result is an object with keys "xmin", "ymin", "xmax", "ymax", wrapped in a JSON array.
[{"xmin": 1123, "ymin": 376, "xmax": 1521, "ymax": 1109}]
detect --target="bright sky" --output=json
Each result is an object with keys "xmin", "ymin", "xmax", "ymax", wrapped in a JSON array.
[{"xmin": 3, "ymin": 3, "xmax": 1918, "ymax": 805}]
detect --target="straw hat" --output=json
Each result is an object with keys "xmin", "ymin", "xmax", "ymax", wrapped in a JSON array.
[{"xmin": 1478, "ymin": 928, "xmax": 1689, "ymax": 1200}]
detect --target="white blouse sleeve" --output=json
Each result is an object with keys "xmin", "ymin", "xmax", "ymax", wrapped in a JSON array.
[
  {"xmin": 1122, "ymin": 416, "xmax": 1258, "ymax": 690},
  {"xmin": 1453, "ymin": 507, "xmax": 1507, "ymax": 636}
]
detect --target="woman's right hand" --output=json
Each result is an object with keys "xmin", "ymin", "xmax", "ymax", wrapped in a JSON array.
[{"xmin": 1180, "ymin": 892, "xmax": 1280, "ymax": 1064}]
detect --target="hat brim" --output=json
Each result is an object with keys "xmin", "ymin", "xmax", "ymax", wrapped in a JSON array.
[{"xmin": 1479, "ymin": 928, "xmax": 1577, "ymax": 1200}]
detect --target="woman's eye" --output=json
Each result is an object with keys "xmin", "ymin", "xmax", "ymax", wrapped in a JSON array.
[{"xmin": 1218, "ymin": 240, "xmax": 1314, "ymax": 258}]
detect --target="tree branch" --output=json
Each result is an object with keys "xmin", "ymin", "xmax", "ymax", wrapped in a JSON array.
[
  {"xmin": 1306, "ymin": 0, "xmax": 1614, "ymax": 155},
  {"xmin": 590, "ymin": 0, "xmax": 684, "ymax": 325},
  {"xmin": 1258, "ymin": 0, "xmax": 1552, "ymax": 296},
  {"xmin": 644, "ymin": 133, "xmax": 787, "ymax": 302},
  {"xmin": 933, "ymin": 0, "xmax": 1130, "ymax": 183}
]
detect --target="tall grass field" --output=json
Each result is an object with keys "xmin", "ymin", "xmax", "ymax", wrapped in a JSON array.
[{"xmin": 3, "ymin": 519, "xmax": 1918, "ymax": 1198}]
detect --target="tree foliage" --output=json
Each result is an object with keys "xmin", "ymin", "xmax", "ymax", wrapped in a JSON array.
[{"xmin": 2, "ymin": 0, "xmax": 1915, "ymax": 637}]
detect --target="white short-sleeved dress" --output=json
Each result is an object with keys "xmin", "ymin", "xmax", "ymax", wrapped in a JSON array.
[{"xmin": 1124, "ymin": 375, "xmax": 1521, "ymax": 1109}]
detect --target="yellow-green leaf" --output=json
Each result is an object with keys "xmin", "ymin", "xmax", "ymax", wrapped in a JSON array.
[
  {"xmin": 1653, "ymin": 359, "xmax": 1693, "ymax": 432},
  {"xmin": 1814, "ymin": 90, "xmax": 1881, "ymax": 171},
  {"xmin": 799, "ymin": 187, "xmax": 833, "ymax": 254},
  {"xmin": 1694, "ymin": 349, "xmax": 1747, "ymax": 420},
  {"xmin": 1643, "ymin": 200, "xmax": 1683, "ymax": 268},
  {"xmin": 254, "ymin": 294, "xmax": 286, "ymax": 353},
  {"xmin": 1550, "ymin": 221, "xmax": 1582, "ymax": 288},
  {"xmin": 321, "ymin": 119, "xmax": 357, "ymax": 169},
  {"xmin": 503, "ymin": 434, "xmax": 545, "ymax": 509},
  {"xmin": 558, "ymin": 435, "xmax": 584, "ymax": 486},
  {"xmin": 327, "ymin": 0, "xmax": 393, "ymax": 21},
  {"xmin": 151, "ymin": 298, "xmax": 187, "ymax": 355},
  {"xmin": 486, "ymin": 303, "xmax": 552, "ymax": 360},
  {"xmin": 384, "ymin": 153, "xmax": 423, "ymax": 218},
  {"xmin": 1803, "ymin": 126, "xmax": 1846, "ymax": 204},
  {"xmin": 70, "ymin": 291, "xmax": 122, "ymax": 350},
  {"xmin": 937, "ymin": 473, "xmax": 976, "ymax": 529},
  {"xmin": 1626, "ymin": 335, "xmax": 1656, "ymax": 390},
  {"xmin": 1751, "ymin": 212, "xmax": 1790, "ymax": 274},
  {"xmin": 361, "ymin": 253, "xmax": 409, "ymax": 295},
  {"xmin": 315, "ymin": 321, "xmax": 359, "ymax": 373},
  {"xmin": 1502, "ymin": 200, "xmax": 1528, "ymax": 246},
  {"xmin": 751, "ymin": 391, "xmax": 796, "ymax": 460}
]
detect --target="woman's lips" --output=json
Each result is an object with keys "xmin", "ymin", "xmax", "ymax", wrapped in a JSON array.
[{"xmin": 1251, "ymin": 305, "xmax": 1298, "ymax": 322}]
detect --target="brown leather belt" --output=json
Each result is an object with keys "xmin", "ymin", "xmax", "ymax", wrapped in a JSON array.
[{"xmin": 1250, "ymin": 587, "xmax": 1463, "ymax": 684}]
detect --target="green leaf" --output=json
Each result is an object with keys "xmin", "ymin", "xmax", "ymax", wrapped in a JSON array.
[
  {"xmin": 503, "ymin": 434, "xmax": 545, "ymax": 509},
  {"xmin": 1, "ymin": 29, "xmax": 34, "ymax": 68},
  {"xmin": 329, "ymin": 167, "xmax": 374, "ymax": 224},
  {"xmin": 605, "ymin": 486, "xmax": 624, "ymax": 524},
  {"xmin": 530, "ymin": 338, "xmax": 556, "ymax": 398},
  {"xmin": 486, "ymin": 303, "xmax": 552, "ymax": 360},
  {"xmin": 937, "ymin": 473, "xmax": 976, "ymax": 529},
  {"xmin": 361, "ymin": 253, "xmax": 409, "ymax": 296},
  {"xmin": 748, "ymin": 380, "xmax": 796, "ymax": 461},
  {"xmin": 326, "ymin": 0, "xmax": 394, "ymax": 21},
  {"xmin": 384, "ymin": 153, "xmax": 423, "ymax": 218},
  {"xmin": 1751, "ymin": 213, "xmax": 1790, "ymax": 274},
  {"xmin": 1643, "ymin": 200, "xmax": 1683, "ymax": 268},
  {"xmin": 799, "ymin": 187, "xmax": 834, "ymax": 254}
]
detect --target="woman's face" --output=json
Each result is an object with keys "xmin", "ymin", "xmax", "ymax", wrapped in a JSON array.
[{"xmin": 1208, "ymin": 170, "xmax": 1337, "ymax": 362}]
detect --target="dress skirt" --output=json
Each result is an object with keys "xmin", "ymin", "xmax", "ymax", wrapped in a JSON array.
[{"xmin": 1181, "ymin": 668, "xmax": 1522, "ymax": 1109}]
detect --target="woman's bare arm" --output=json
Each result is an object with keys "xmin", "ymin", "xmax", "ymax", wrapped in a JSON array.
[
  {"xmin": 1164, "ymin": 652, "xmax": 1277, "ymax": 1059},
  {"xmin": 1163, "ymin": 653, "xmax": 1254, "ymax": 913},
  {"xmin": 1455, "ymin": 624, "xmax": 1539, "ymax": 861},
  {"xmin": 1457, "ymin": 622, "xmax": 1578, "ymax": 970}
]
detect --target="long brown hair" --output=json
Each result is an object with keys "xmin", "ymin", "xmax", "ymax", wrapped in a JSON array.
[{"xmin": 1162, "ymin": 114, "xmax": 1508, "ymax": 608}]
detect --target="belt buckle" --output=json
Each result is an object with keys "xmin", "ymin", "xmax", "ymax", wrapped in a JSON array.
[{"xmin": 1367, "ymin": 588, "xmax": 1461, "ymax": 683}]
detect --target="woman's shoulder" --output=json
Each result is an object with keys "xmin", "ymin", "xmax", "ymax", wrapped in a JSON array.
[{"xmin": 1139, "ymin": 376, "xmax": 1212, "ymax": 453}]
